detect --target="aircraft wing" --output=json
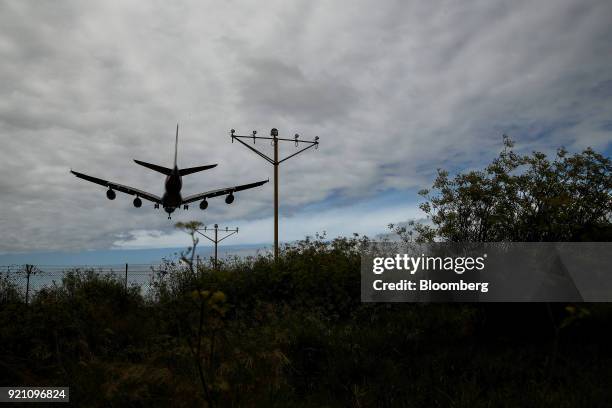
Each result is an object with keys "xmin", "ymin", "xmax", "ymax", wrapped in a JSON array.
[
  {"xmin": 70, "ymin": 170, "xmax": 162, "ymax": 204},
  {"xmin": 181, "ymin": 179, "xmax": 269, "ymax": 205}
]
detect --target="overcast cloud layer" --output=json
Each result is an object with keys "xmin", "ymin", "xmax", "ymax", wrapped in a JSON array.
[{"xmin": 1, "ymin": 0, "xmax": 611, "ymax": 253}]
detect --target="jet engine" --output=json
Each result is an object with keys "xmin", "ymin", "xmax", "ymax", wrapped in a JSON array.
[
  {"xmin": 225, "ymin": 193, "xmax": 235, "ymax": 204},
  {"xmin": 199, "ymin": 199, "xmax": 209, "ymax": 210},
  {"xmin": 106, "ymin": 189, "xmax": 116, "ymax": 200},
  {"xmin": 133, "ymin": 197, "xmax": 142, "ymax": 208}
]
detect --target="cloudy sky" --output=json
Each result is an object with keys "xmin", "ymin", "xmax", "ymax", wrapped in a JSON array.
[{"xmin": 1, "ymin": 0, "xmax": 611, "ymax": 258}]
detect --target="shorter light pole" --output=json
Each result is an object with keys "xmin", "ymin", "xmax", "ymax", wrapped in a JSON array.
[{"xmin": 195, "ymin": 224, "xmax": 239, "ymax": 270}]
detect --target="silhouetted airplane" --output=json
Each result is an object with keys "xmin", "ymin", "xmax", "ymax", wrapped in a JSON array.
[{"xmin": 71, "ymin": 125, "xmax": 269, "ymax": 219}]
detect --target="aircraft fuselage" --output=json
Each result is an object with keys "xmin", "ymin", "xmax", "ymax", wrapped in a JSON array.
[{"xmin": 162, "ymin": 167, "xmax": 183, "ymax": 214}]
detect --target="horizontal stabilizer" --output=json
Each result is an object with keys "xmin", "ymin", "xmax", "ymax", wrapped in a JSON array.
[
  {"xmin": 178, "ymin": 164, "xmax": 218, "ymax": 176},
  {"xmin": 134, "ymin": 160, "xmax": 173, "ymax": 175}
]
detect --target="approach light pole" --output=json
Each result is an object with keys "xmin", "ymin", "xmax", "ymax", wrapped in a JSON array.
[
  {"xmin": 195, "ymin": 224, "xmax": 239, "ymax": 270},
  {"xmin": 230, "ymin": 128, "xmax": 319, "ymax": 262}
]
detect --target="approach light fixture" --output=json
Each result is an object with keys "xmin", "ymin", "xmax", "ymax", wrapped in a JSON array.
[
  {"xmin": 229, "ymin": 127, "xmax": 320, "ymax": 261},
  {"xmin": 195, "ymin": 224, "xmax": 239, "ymax": 270}
]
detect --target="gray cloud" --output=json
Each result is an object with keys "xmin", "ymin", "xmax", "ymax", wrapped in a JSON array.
[
  {"xmin": 0, "ymin": 0, "xmax": 611, "ymax": 252},
  {"xmin": 238, "ymin": 57, "xmax": 358, "ymax": 123}
]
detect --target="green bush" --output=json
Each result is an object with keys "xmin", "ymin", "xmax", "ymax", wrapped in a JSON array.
[{"xmin": 1, "ymin": 235, "xmax": 610, "ymax": 407}]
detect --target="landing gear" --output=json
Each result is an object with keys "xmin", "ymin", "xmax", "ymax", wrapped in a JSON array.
[{"xmin": 164, "ymin": 206, "xmax": 176, "ymax": 220}]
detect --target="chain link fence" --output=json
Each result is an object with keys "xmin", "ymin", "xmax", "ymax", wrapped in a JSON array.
[{"xmin": 0, "ymin": 263, "xmax": 176, "ymax": 303}]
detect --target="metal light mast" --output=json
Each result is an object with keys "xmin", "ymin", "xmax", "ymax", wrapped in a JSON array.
[{"xmin": 230, "ymin": 128, "xmax": 319, "ymax": 261}]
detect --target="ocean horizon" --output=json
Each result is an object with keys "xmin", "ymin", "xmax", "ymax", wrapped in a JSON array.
[{"xmin": 0, "ymin": 243, "xmax": 269, "ymax": 267}]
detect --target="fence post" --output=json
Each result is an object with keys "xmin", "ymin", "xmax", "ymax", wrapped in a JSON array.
[
  {"xmin": 25, "ymin": 264, "xmax": 32, "ymax": 305},
  {"xmin": 125, "ymin": 263, "xmax": 128, "ymax": 290}
]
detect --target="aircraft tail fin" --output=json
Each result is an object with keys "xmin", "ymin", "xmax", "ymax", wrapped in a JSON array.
[
  {"xmin": 134, "ymin": 159, "xmax": 173, "ymax": 175},
  {"xmin": 178, "ymin": 164, "xmax": 218, "ymax": 176},
  {"xmin": 174, "ymin": 124, "xmax": 179, "ymax": 168}
]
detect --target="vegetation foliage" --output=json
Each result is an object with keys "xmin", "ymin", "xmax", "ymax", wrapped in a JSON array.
[
  {"xmin": 1, "ymin": 139, "xmax": 610, "ymax": 407},
  {"xmin": 391, "ymin": 136, "xmax": 611, "ymax": 243}
]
